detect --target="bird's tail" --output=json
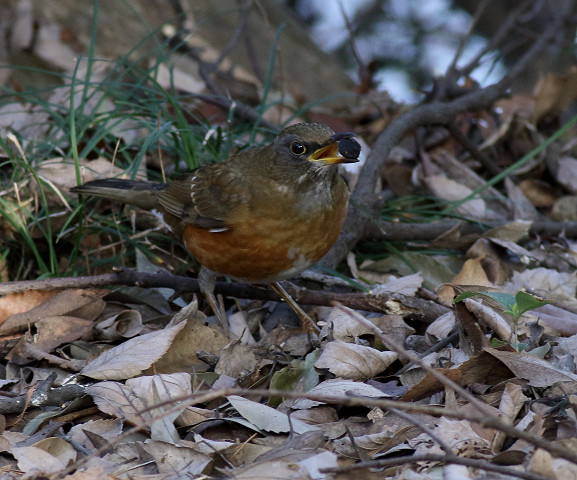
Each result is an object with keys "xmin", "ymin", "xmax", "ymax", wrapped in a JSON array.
[{"xmin": 70, "ymin": 178, "xmax": 166, "ymax": 210}]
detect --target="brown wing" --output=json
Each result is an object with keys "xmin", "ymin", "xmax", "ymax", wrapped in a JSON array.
[{"xmin": 156, "ymin": 159, "xmax": 253, "ymax": 230}]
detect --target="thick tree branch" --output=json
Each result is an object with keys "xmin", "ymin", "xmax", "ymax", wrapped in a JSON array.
[{"xmin": 322, "ymin": 7, "xmax": 568, "ymax": 268}]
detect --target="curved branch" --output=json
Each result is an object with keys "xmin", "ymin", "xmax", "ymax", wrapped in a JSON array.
[{"xmin": 323, "ymin": 6, "xmax": 567, "ymax": 268}]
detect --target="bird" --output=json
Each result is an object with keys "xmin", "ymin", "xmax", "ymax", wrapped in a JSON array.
[{"xmin": 71, "ymin": 122, "xmax": 360, "ymax": 333}]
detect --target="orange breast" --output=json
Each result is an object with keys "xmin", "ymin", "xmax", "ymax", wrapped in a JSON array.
[{"xmin": 182, "ymin": 197, "xmax": 348, "ymax": 283}]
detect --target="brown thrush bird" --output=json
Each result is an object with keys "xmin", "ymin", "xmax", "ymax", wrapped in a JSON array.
[{"xmin": 71, "ymin": 122, "xmax": 360, "ymax": 332}]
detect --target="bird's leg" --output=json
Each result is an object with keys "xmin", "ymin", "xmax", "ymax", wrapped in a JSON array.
[
  {"xmin": 270, "ymin": 282, "xmax": 319, "ymax": 334},
  {"xmin": 198, "ymin": 267, "xmax": 229, "ymax": 335}
]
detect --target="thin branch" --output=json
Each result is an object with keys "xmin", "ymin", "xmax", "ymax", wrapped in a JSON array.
[
  {"xmin": 138, "ymin": 387, "xmax": 577, "ymax": 466},
  {"xmin": 337, "ymin": 305, "xmax": 494, "ymax": 417},
  {"xmin": 175, "ymin": 0, "xmax": 253, "ymax": 97},
  {"xmin": 320, "ymin": 453, "xmax": 548, "ymax": 480},
  {"xmin": 446, "ymin": 120, "xmax": 502, "ymax": 175},
  {"xmin": 388, "ymin": 406, "xmax": 453, "ymax": 455},
  {"xmin": 57, "ymin": 386, "xmax": 577, "ymax": 479},
  {"xmin": 207, "ymin": 0, "xmax": 254, "ymax": 75},
  {"xmin": 446, "ymin": 0, "xmax": 491, "ymax": 76},
  {"xmin": 193, "ymin": 93, "xmax": 277, "ymax": 131},
  {"xmin": 458, "ymin": 0, "xmax": 534, "ymax": 78},
  {"xmin": 0, "ymin": 373, "xmax": 85, "ymax": 414},
  {"xmin": 0, "ymin": 268, "xmax": 450, "ymax": 324},
  {"xmin": 163, "ymin": 1, "xmax": 277, "ymax": 131},
  {"xmin": 395, "ymin": 331, "xmax": 460, "ymax": 376}
]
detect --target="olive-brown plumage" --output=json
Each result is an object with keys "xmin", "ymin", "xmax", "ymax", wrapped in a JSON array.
[{"xmin": 71, "ymin": 123, "xmax": 360, "ymax": 331}]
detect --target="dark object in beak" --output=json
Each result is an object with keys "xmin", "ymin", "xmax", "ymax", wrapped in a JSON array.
[
  {"xmin": 337, "ymin": 137, "xmax": 361, "ymax": 160},
  {"xmin": 328, "ymin": 132, "xmax": 361, "ymax": 160},
  {"xmin": 309, "ymin": 132, "xmax": 361, "ymax": 164}
]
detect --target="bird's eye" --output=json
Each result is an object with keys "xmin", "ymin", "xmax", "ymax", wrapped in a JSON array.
[{"xmin": 290, "ymin": 141, "xmax": 306, "ymax": 155}]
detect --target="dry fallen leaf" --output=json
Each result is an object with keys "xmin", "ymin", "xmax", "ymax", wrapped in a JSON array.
[
  {"xmin": 227, "ymin": 395, "xmax": 319, "ymax": 434},
  {"xmin": 68, "ymin": 418, "xmax": 124, "ymax": 453},
  {"xmin": 492, "ymin": 382, "xmax": 528, "ymax": 451},
  {"xmin": 87, "ymin": 372, "xmax": 192, "ymax": 444},
  {"xmin": 400, "ymin": 350, "xmax": 513, "ymax": 402},
  {"xmin": 506, "ymin": 268, "xmax": 577, "ymax": 309},
  {"xmin": 37, "ymin": 157, "xmax": 137, "ymax": 192},
  {"xmin": 410, "ymin": 417, "xmax": 492, "ymax": 458},
  {"xmin": 215, "ymin": 339, "xmax": 258, "ymax": 378},
  {"xmin": 0, "ymin": 290, "xmax": 58, "ymax": 324},
  {"xmin": 320, "ymin": 307, "xmax": 375, "ymax": 341},
  {"xmin": 12, "ymin": 437, "xmax": 77, "ymax": 475},
  {"xmin": 0, "ymin": 289, "xmax": 105, "ymax": 335},
  {"xmin": 94, "ymin": 310, "xmax": 143, "ymax": 340},
  {"xmin": 438, "ymin": 255, "xmax": 492, "ymax": 305},
  {"xmin": 484, "ymin": 347, "xmax": 577, "ymax": 387},
  {"xmin": 151, "ymin": 314, "xmax": 229, "ymax": 374},
  {"xmin": 81, "ymin": 322, "xmax": 186, "ymax": 380},
  {"xmin": 33, "ymin": 316, "xmax": 94, "ymax": 352},
  {"xmin": 424, "ymin": 175, "xmax": 487, "ymax": 219},
  {"xmin": 554, "ymin": 157, "xmax": 577, "ymax": 194},
  {"xmin": 534, "ymin": 66, "xmax": 577, "ymax": 120},
  {"xmin": 220, "ymin": 458, "xmax": 311, "ymax": 480},
  {"xmin": 315, "ymin": 341, "xmax": 397, "ymax": 380},
  {"xmin": 140, "ymin": 439, "xmax": 213, "ymax": 476},
  {"xmin": 291, "ymin": 379, "xmax": 388, "ymax": 410}
]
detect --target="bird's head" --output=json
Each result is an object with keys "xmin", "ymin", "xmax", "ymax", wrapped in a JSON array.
[{"xmin": 275, "ymin": 123, "xmax": 361, "ymax": 167}]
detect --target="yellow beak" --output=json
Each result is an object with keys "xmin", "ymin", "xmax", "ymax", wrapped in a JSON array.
[{"xmin": 309, "ymin": 142, "xmax": 359, "ymax": 165}]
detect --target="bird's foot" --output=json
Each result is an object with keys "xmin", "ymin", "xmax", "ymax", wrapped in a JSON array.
[
  {"xmin": 199, "ymin": 267, "xmax": 229, "ymax": 335},
  {"xmin": 270, "ymin": 282, "xmax": 320, "ymax": 336}
]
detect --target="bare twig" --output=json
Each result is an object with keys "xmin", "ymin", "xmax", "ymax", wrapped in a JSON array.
[
  {"xmin": 379, "ymin": 218, "xmax": 577, "ymax": 243},
  {"xmin": 338, "ymin": 2, "xmax": 375, "ymax": 93},
  {"xmin": 56, "ymin": 386, "xmax": 577, "ymax": 479},
  {"xmin": 395, "ymin": 330, "xmax": 460, "ymax": 375},
  {"xmin": 163, "ymin": 1, "xmax": 277, "ymax": 131},
  {"xmin": 207, "ymin": 0, "xmax": 254, "ymax": 75},
  {"xmin": 320, "ymin": 453, "xmax": 547, "ymax": 480},
  {"xmin": 0, "ymin": 268, "xmax": 450, "ymax": 324},
  {"xmin": 0, "ymin": 373, "xmax": 85, "ymax": 414},
  {"xmin": 388, "ymin": 406, "xmax": 453, "ymax": 455},
  {"xmin": 458, "ymin": 0, "xmax": 534, "ymax": 78},
  {"xmin": 336, "ymin": 305, "xmax": 494, "ymax": 416},
  {"xmin": 446, "ymin": 120, "xmax": 502, "ymax": 175},
  {"xmin": 446, "ymin": 0, "xmax": 490, "ymax": 77},
  {"xmin": 170, "ymin": 0, "xmax": 253, "ymax": 97},
  {"xmin": 193, "ymin": 93, "xmax": 277, "ymax": 131}
]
